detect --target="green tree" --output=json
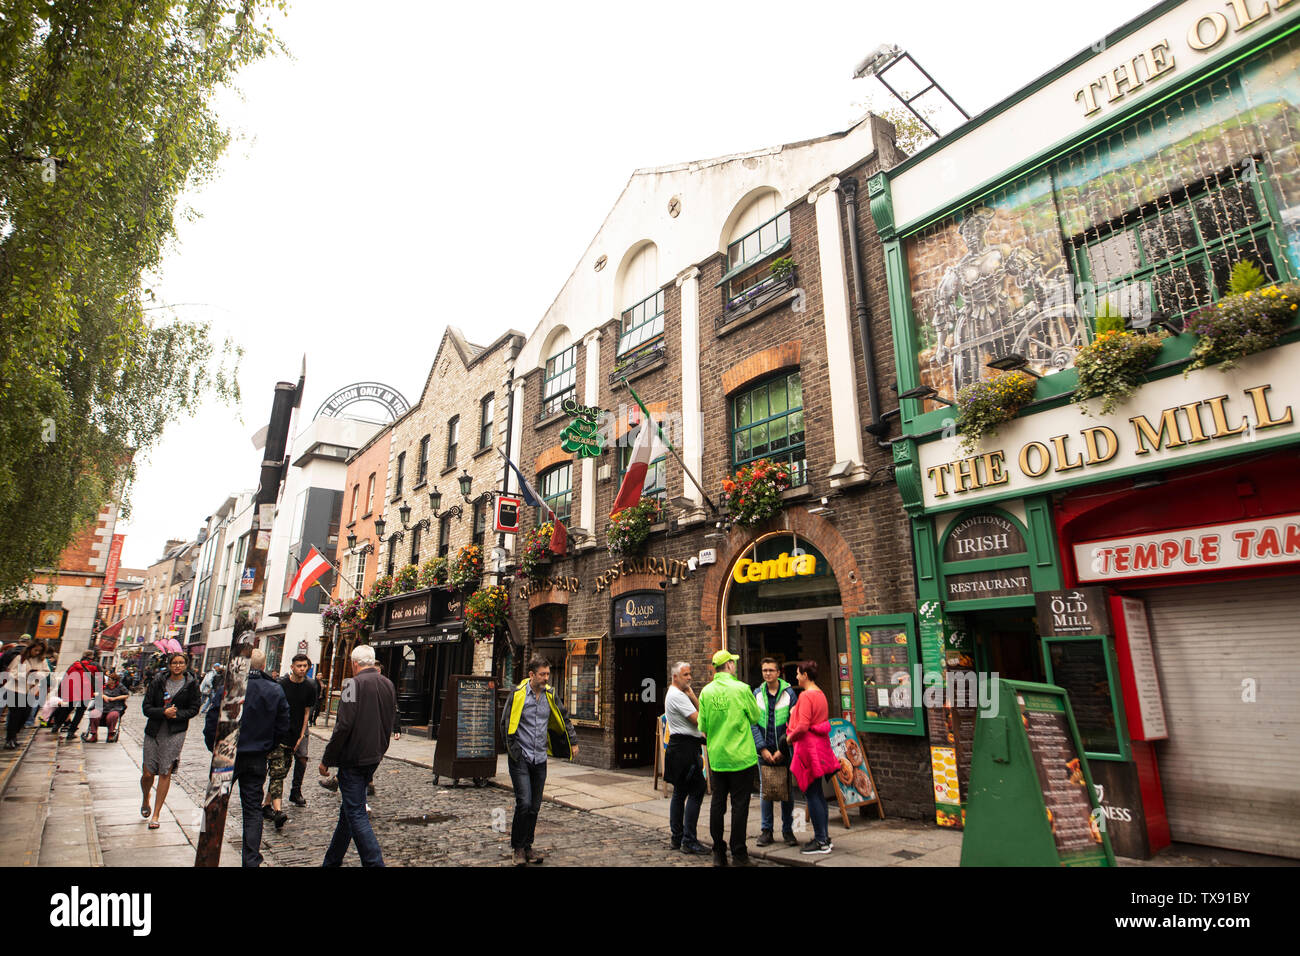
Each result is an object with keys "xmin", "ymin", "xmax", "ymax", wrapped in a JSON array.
[{"xmin": 0, "ymin": 1, "xmax": 286, "ymax": 597}]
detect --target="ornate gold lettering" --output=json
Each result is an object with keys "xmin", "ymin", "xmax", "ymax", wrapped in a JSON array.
[
  {"xmin": 1081, "ymin": 425, "xmax": 1119, "ymax": 465},
  {"xmin": 1018, "ymin": 441, "xmax": 1052, "ymax": 478},
  {"xmin": 1245, "ymin": 384, "xmax": 1294, "ymax": 429},
  {"xmin": 1187, "ymin": 13, "xmax": 1229, "ymax": 50},
  {"xmin": 1130, "ymin": 407, "xmax": 1187, "ymax": 455}
]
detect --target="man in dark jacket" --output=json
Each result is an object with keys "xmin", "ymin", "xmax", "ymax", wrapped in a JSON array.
[
  {"xmin": 318, "ymin": 644, "xmax": 395, "ymax": 867},
  {"xmin": 204, "ymin": 648, "xmax": 289, "ymax": 867}
]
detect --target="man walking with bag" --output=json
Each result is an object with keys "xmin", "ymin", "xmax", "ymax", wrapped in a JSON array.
[
  {"xmin": 697, "ymin": 649, "xmax": 761, "ymax": 867},
  {"xmin": 752, "ymin": 657, "xmax": 798, "ymax": 847}
]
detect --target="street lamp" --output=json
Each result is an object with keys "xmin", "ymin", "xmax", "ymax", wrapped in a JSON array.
[
  {"xmin": 427, "ymin": 487, "xmax": 462, "ymax": 521},
  {"xmin": 373, "ymin": 516, "xmax": 386, "ymax": 538},
  {"xmin": 986, "ymin": 354, "xmax": 1042, "ymax": 378}
]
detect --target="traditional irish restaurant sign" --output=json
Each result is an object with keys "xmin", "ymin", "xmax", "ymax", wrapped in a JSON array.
[
  {"xmin": 917, "ymin": 345, "xmax": 1299, "ymax": 509},
  {"xmin": 1074, "ymin": 513, "xmax": 1300, "ymax": 582},
  {"xmin": 943, "ymin": 513, "xmax": 1027, "ymax": 562}
]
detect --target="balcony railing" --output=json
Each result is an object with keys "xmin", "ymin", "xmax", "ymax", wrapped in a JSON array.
[
  {"xmin": 610, "ymin": 339, "xmax": 667, "ymax": 385},
  {"xmin": 716, "ymin": 268, "xmax": 797, "ymax": 331}
]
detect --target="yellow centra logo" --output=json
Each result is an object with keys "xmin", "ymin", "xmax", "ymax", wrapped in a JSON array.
[{"xmin": 732, "ymin": 553, "xmax": 815, "ymax": 584}]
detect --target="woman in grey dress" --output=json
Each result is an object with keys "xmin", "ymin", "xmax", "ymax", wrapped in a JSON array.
[{"xmin": 140, "ymin": 653, "xmax": 201, "ymax": 829}]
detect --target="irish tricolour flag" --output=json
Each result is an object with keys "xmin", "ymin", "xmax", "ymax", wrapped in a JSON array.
[
  {"xmin": 287, "ymin": 546, "xmax": 332, "ymax": 603},
  {"xmin": 611, "ymin": 390, "xmax": 661, "ymax": 517}
]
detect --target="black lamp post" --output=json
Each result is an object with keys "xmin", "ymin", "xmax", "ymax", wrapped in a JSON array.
[
  {"xmin": 428, "ymin": 486, "xmax": 463, "ymax": 521},
  {"xmin": 373, "ymin": 516, "xmax": 386, "ymax": 538}
]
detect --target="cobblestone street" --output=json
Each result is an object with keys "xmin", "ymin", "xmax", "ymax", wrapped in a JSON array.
[{"xmin": 114, "ymin": 705, "xmax": 725, "ymax": 867}]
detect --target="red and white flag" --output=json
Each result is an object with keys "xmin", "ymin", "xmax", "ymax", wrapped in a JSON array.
[
  {"xmin": 287, "ymin": 547, "xmax": 332, "ymax": 603},
  {"xmin": 611, "ymin": 407, "xmax": 658, "ymax": 517}
]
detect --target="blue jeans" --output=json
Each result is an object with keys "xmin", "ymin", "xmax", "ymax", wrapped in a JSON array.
[
  {"xmin": 323, "ymin": 764, "xmax": 384, "ymax": 867},
  {"xmin": 669, "ymin": 770, "xmax": 705, "ymax": 846},
  {"xmin": 760, "ymin": 790, "xmax": 794, "ymax": 836},
  {"xmin": 508, "ymin": 756, "xmax": 547, "ymax": 850},
  {"xmin": 803, "ymin": 779, "xmax": 830, "ymax": 844}
]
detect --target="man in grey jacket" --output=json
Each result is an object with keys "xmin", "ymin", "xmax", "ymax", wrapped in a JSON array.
[{"xmin": 318, "ymin": 644, "xmax": 395, "ymax": 867}]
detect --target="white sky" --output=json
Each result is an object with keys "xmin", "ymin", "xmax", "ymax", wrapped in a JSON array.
[{"xmin": 116, "ymin": 0, "xmax": 1148, "ymax": 569}]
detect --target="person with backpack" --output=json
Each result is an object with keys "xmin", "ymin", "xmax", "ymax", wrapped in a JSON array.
[{"xmin": 50, "ymin": 650, "xmax": 100, "ymax": 740}]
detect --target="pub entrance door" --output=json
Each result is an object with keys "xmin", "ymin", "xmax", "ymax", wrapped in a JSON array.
[
  {"xmin": 429, "ymin": 637, "xmax": 473, "ymax": 740},
  {"xmin": 613, "ymin": 636, "xmax": 665, "ymax": 768}
]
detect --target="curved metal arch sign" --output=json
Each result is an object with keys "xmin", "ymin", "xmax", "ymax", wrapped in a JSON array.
[{"xmin": 314, "ymin": 382, "xmax": 411, "ymax": 421}]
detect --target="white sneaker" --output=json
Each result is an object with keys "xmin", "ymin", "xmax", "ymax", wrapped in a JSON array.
[{"xmin": 365, "ymin": 803, "xmax": 372, "ymax": 813}]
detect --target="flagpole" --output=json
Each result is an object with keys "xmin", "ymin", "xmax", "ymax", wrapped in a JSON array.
[{"xmin": 621, "ymin": 378, "xmax": 718, "ymax": 513}]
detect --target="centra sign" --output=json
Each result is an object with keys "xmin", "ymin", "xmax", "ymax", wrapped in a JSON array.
[{"xmin": 733, "ymin": 552, "xmax": 816, "ymax": 584}]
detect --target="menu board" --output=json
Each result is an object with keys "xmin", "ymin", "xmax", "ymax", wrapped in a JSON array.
[
  {"xmin": 432, "ymin": 674, "xmax": 499, "ymax": 782},
  {"xmin": 565, "ymin": 636, "xmax": 602, "ymax": 725},
  {"xmin": 1119, "ymin": 597, "xmax": 1168, "ymax": 740},
  {"xmin": 1046, "ymin": 639, "xmax": 1119, "ymax": 756},
  {"xmin": 1017, "ymin": 692, "xmax": 1105, "ymax": 858},
  {"xmin": 455, "ymin": 677, "xmax": 496, "ymax": 759},
  {"xmin": 859, "ymin": 630, "xmax": 914, "ymax": 720}
]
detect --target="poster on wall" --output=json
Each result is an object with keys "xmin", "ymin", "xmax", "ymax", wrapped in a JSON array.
[{"xmin": 826, "ymin": 718, "xmax": 884, "ymax": 828}]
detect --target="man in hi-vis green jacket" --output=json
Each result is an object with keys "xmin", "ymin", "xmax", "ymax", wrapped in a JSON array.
[
  {"xmin": 500, "ymin": 657, "xmax": 577, "ymax": 866},
  {"xmin": 697, "ymin": 649, "xmax": 761, "ymax": 866}
]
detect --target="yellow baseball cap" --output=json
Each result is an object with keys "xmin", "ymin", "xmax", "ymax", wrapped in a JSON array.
[{"xmin": 711, "ymin": 649, "xmax": 739, "ymax": 667}]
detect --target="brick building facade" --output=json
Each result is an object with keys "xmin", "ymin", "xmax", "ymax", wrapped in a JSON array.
[{"xmin": 501, "ymin": 115, "xmax": 935, "ymax": 817}]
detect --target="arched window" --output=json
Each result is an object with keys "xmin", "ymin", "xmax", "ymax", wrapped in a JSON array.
[
  {"xmin": 541, "ymin": 328, "xmax": 577, "ymax": 418},
  {"xmin": 617, "ymin": 243, "xmax": 664, "ymax": 358},
  {"xmin": 720, "ymin": 190, "xmax": 791, "ymax": 308}
]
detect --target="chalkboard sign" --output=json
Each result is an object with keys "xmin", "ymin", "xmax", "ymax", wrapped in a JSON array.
[
  {"xmin": 455, "ymin": 677, "xmax": 497, "ymax": 759},
  {"xmin": 826, "ymin": 718, "xmax": 884, "ymax": 827},
  {"xmin": 1044, "ymin": 636, "xmax": 1125, "ymax": 758},
  {"xmin": 961, "ymin": 679, "xmax": 1113, "ymax": 867},
  {"xmin": 432, "ymin": 674, "xmax": 498, "ymax": 785}
]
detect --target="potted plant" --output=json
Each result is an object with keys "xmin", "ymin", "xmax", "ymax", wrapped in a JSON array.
[
  {"xmin": 955, "ymin": 370, "xmax": 1039, "ymax": 454},
  {"xmin": 418, "ymin": 556, "xmax": 449, "ymax": 589},
  {"xmin": 393, "ymin": 563, "xmax": 420, "ymax": 594},
  {"xmin": 1184, "ymin": 262, "xmax": 1298, "ymax": 374},
  {"xmin": 320, "ymin": 602, "xmax": 344, "ymax": 629},
  {"xmin": 464, "ymin": 584, "xmax": 509, "ymax": 642},
  {"xmin": 450, "ymin": 544, "xmax": 483, "ymax": 593},
  {"xmin": 1071, "ymin": 308, "xmax": 1166, "ymax": 415},
  {"xmin": 518, "ymin": 523, "xmax": 555, "ymax": 580},
  {"xmin": 368, "ymin": 574, "xmax": 393, "ymax": 602},
  {"xmin": 770, "ymin": 256, "xmax": 794, "ymax": 280},
  {"xmin": 721, "ymin": 459, "xmax": 792, "ymax": 528},
  {"xmin": 607, "ymin": 497, "xmax": 658, "ymax": 557}
]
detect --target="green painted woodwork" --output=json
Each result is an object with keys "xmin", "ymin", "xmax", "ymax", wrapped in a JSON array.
[
  {"xmin": 961, "ymin": 679, "xmax": 1115, "ymax": 867},
  {"xmin": 1041, "ymin": 635, "xmax": 1132, "ymax": 762},
  {"xmin": 849, "ymin": 613, "xmax": 925, "ymax": 737}
]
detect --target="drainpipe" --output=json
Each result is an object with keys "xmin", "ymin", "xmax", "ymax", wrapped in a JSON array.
[{"xmin": 839, "ymin": 178, "xmax": 888, "ymax": 444}]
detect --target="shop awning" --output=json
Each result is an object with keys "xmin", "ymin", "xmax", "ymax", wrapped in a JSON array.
[{"xmin": 370, "ymin": 621, "xmax": 464, "ymax": 648}]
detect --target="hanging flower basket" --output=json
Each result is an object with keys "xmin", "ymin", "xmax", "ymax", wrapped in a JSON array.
[
  {"xmin": 1184, "ymin": 281, "xmax": 1299, "ymax": 375},
  {"xmin": 720, "ymin": 459, "xmax": 792, "ymax": 528},
  {"xmin": 368, "ymin": 574, "xmax": 393, "ymax": 602},
  {"xmin": 518, "ymin": 523, "xmax": 555, "ymax": 580},
  {"xmin": 394, "ymin": 563, "xmax": 420, "ymax": 594},
  {"xmin": 464, "ymin": 584, "xmax": 509, "ymax": 642},
  {"xmin": 607, "ymin": 497, "xmax": 658, "ymax": 557},
  {"xmin": 450, "ymin": 544, "xmax": 483, "ymax": 593},
  {"xmin": 321, "ymin": 602, "xmax": 344, "ymax": 628},
  {"xmin": 1071, "ymin": 329, "xmax": 1166, "ymax": 416},
  {"xmin": 419, "ymin": 556, "xmax": 449, "ymax": 589},
  {"xmin": 955, "ymin": 371, "xmax": 1038, "ymax": 454},
  {"xmin": 341, "ymin": 593, "xmax": 373, "ymax": 632}
]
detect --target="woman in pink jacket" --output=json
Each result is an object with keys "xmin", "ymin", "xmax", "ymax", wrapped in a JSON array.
[{"xmin": 784, "ymin": 660, "xmax": 840, "ymax": 855}]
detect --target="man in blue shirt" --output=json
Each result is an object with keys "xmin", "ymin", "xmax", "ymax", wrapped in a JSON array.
[{"xmin": 500, "ymin": 657, "xmax": 577, "ymax": 866}]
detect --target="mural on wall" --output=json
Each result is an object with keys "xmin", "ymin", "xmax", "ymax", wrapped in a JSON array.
[
  {"xmin": 906, "ymin": 35, "xmax": 1300, "ymax": 406},
  {"xmin": 908, "ymin": 185, "xmax": 1084, "ymax": 402}
]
